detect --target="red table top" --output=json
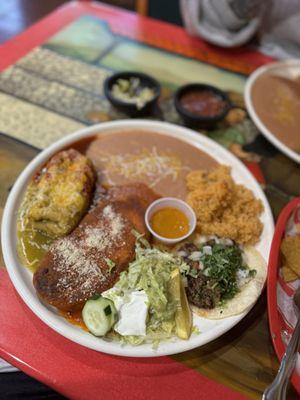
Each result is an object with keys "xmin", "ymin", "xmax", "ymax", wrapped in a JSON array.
[
  {"xmin": 0, "ymin": 1, "xmax": 274, "ymax": 74},
  {"xmin": 0, "ymin": 269, "xmax": 246, "ymax": 400},
  {"xmin": 0, "ymin": 1, "xmax": 277, "ymax": 399}
]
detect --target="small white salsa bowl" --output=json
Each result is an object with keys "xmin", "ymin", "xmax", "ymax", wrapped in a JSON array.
[{"xmin": 145, "ymin": 197, "xmax": 196, "ymax": 244}]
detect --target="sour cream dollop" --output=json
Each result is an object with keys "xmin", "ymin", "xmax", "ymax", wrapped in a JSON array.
[{"xmin": 102, "ymin": 289, "xmax": 148, "ymax": 336}]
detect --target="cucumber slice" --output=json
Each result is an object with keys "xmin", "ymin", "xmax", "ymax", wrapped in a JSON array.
[{"xmin": 82, "ymin": 296, "xmax": 117, "ymax": 336}]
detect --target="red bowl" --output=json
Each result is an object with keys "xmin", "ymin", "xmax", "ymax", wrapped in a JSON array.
[{"xmin": 267, "ymin": 197, "xmax": 300, "ymax": 394}]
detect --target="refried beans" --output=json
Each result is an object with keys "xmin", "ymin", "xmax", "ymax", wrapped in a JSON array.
[{"xmin": 251, "ymin": 74, "xmax": 300, "ymax": 153}]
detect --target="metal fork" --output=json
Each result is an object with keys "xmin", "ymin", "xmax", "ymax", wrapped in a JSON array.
[{"xmin": 262, "ymin": 287, "xmax": 300, "ymax": 399}]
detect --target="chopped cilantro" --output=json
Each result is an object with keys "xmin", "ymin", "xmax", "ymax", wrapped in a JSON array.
[{"xmin": 199, "ymin": 243, "xmax": 245, "ymax": 301}]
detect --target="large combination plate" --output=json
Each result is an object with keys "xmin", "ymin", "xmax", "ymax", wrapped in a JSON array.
[{"xmin": 1, "ymin": 120, "xmax": 274, "ymax": 357}]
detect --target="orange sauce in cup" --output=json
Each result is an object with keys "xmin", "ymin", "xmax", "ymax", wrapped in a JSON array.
[{"xmin": 150, "ymin": 207, "xmax": 189, "ymax": 239}]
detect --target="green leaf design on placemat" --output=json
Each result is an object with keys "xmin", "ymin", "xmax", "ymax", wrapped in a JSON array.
[{"xmin": 208, "ymin": 127, "xmax": 245, "ymax": 148}]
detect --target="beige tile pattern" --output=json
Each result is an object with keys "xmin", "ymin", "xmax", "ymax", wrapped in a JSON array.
[
  {"xmin": 17, "ymin": 47, "xmax": 111, "ymax": 96},
  {"xmin": 0, "ymin": 92, "xmax": 84, "ymax": 148}
]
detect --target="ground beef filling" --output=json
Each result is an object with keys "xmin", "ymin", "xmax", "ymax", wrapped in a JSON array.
[
  {"xmin": 186, "ymin": 274, "xmax": 221, "ymax": 309},
  {"xmin": 178, "ymin": 242, "xmax": 221, "ymax": 310}
]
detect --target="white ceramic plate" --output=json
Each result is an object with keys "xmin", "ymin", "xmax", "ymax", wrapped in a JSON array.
[
  {"xmin": 244, "ymin": 59, "xmax": 300, "ymax": 164},
  {"xmin": 1, "ymin": 120, "xmax": 274, "ymax": 357}
]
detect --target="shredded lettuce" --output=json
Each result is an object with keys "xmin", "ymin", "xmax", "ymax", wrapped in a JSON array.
[{"xmin": 105, "ymin": 241, "xmax": 189, "ymax": 347}]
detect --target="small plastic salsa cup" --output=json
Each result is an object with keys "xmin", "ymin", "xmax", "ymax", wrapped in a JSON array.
[{"xmin": 145, "ymin": 197, "xmax": 196, "ymax": 245}]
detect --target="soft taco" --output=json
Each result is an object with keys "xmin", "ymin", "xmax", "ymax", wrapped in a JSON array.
[{"xmin": 175, "ymin": 237, "xmax": 267, "ymax": 319}]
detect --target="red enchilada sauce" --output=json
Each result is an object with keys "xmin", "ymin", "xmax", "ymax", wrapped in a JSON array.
[
  {"xmin": 60, "ymin": 310, "xmax": 87, "ymax": 331},
  {"xmin": 180, "ymin": 90, "xmax": 227, "ymax": 117}
]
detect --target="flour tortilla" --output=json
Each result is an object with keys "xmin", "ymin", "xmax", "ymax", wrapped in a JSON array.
[{"xmin": 191, "ymin": 246, "xmax": 267, "ymax": 319}]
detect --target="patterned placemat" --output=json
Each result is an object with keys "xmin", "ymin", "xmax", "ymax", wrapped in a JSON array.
[
  {"xmin": 0, "ymin": 14, "xmax": 299, "ymax": 215},
  {"xmin": 0, "ymin": 15, "xmax": 248, "ymax": 149}
]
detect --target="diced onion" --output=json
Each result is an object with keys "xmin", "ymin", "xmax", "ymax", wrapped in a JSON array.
[
  {"xmin": 217, "ymin": 238, "xmax": 233, "ymax": 246},
  {"xmin": 202, "ymin": 246, "xmax": 212, "ymax": 255},
  {"xmin": 188, "ymin": 251, "xmax": 202, "ymax": 261},
  {"xmin": 236, "ymin": 269, "xmax": 250, "ymax": 287}
]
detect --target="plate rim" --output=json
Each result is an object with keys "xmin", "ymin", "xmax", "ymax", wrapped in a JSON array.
[
  {"xmin": 1, "ymin": 119, "xmax": 274, "ymax": 357},
  {"xmin": 244, "ymin": 59, "xmax": 300, "ymax": 164}
]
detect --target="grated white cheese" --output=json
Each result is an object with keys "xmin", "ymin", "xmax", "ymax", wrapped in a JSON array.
[
  {"xmin": 51, "ymin": 204, "xmax": 126, "ymax": 300},
  {"xmin": 85, "ymin": 227, "xmax": 111, "ymax": 250},
  {"xmin": 97, "ymin": 147, "xmax": 190, "ymax": 188},
  {"xmin": 85, "ymin": 205, "xmax": 125, "ymax": 250},
  {"xmin": 53, "ymin": 238, "xmax": 106, "ymax": 301}
]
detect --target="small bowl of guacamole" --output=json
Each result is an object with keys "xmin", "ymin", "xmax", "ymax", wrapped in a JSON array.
[{"xmin": 104, "ymin": 71, "xmax": 161, "ymax": 117}]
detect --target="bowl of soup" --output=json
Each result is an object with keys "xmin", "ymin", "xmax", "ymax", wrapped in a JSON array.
[{"xmin": 245, "ymin": 59, "xmax": 300, "ymax": 164}]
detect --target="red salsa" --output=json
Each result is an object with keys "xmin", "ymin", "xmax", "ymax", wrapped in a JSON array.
[{"xmin": 180, "ymin": 90, "xmax": 227, "ymax": 117}]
